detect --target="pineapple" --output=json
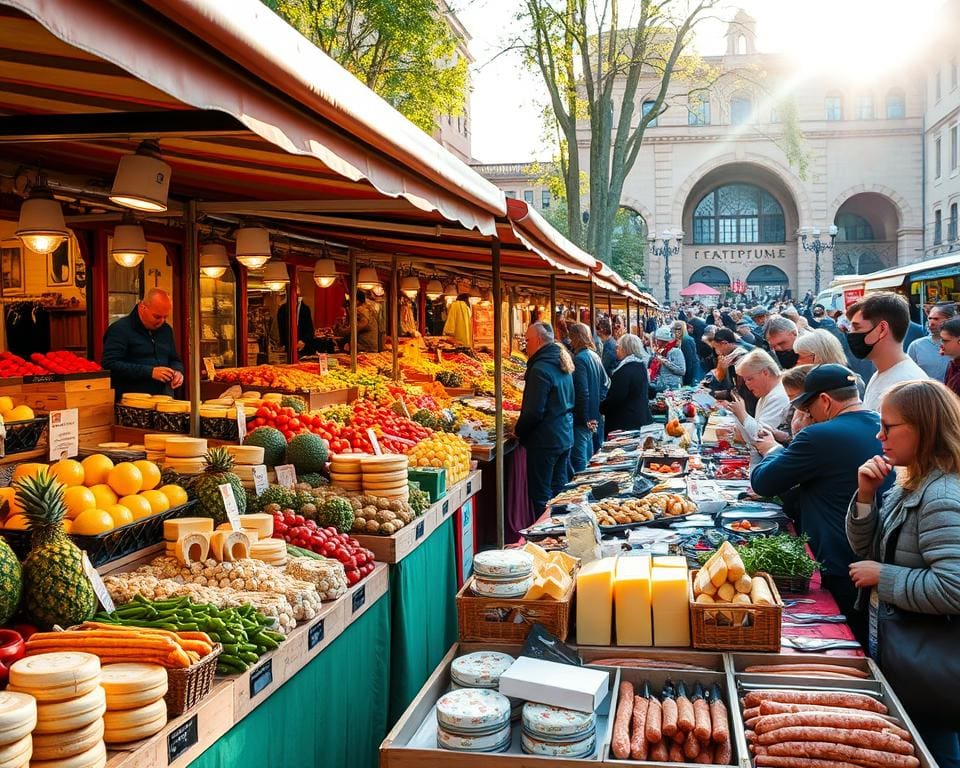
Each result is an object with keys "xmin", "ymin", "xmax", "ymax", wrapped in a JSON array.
[
  {"xmin": 194, "ymin": 447, "xmax": 247, "ymax": 525},
  {"xmin": 0, "ymin": 537, "xmax": 22, "ymax": 625},
  {"xmin": 15, "ymin": 470, "xmax": 95, "ymax": 629}
]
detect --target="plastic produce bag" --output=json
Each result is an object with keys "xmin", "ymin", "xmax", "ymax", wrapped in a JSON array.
[{"xmin": 564, "ymin": 502, "xmax": 601, "ymax": 564}]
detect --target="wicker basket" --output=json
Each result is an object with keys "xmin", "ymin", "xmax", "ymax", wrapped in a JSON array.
[
  {"xmin": 689, "ymin": 570, "xmax": 783, "ymax": 652},
  {"xmin": 115, "ymin": 404, "xmax": 155, "ymax": 429},
  {"xmin": 5, "ymin": 417, "xmax": 47, "ymax": 455},
  {"xmin": 166, "ymin": 643, "xmax": 222, "ymax": 716},
  {"xmin": 770, "ymin": 574, "xmax": 812, "ymax": 595},
  {"xmin": 153, "ymin": 411, "xmax": 189, "ymax": 434},
  {"xmin": 456, "ymin": 572, "xmax": 576, "ymax": 643}
]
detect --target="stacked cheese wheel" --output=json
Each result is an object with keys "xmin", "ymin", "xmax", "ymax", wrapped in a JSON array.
[
  {"xmin": 143, "ymin": 433, "xmax": 173, "ymax": 463},
  {"xmin": 225, "ymin": 446, "xmax": 268, "ymax": 492},
  {"xmin": 360, "ymin": 455, "xmax": 409, "ymax": 502},
  {"xmin": 161, "ymin": 438, "xmax": 208, "ymax": 475},
  {"xmin": 100, "ymin": 664, "xmax": 168, "ymax": 744},
  {"xmin": 328, "ymin": 455, "xmax": 362, "ymax": 492},
  {"xmin": 0, "ymin": 691, "xmax": 37, "ymax": 768},
  {"xmin": 7, "ymin": 652, "xmax": 107, "ymax": 768}
]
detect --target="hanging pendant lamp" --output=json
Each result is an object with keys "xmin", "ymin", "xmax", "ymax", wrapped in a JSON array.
[
  {"xmin": 111, "ymin": 214, "xmax": 148, "ymax": 268},
  {"xmin": 16, "ymin": 177, "xmax": 69, "ymax": 255},
  {"xmin": 313, "ymin": 258, "xmax": 337, "ymax": 288},
  {"xmin": 199, "ymin": 243, "xmax": 230, "ymax": 278},
  {"xmin": 109, "ymin": 140, "xmax": 171, "ymax": 212},
  {"xmin": 425, "ymin": 279, "xmax": 443, "ymax": 300},
  {"xmin": 401, "ymin": 275, "xmax": 420, "ymax": 299},
  {"xmin": 262, "ymin": 260, "xmax": 290, "ymax": 292},
  {"xmin": 357, "ymin": 267, "xmax": 379, "ymax": 291},
  {"xmin": 235, "ymin": 226, "xmax": 271, "ymax": 269}
]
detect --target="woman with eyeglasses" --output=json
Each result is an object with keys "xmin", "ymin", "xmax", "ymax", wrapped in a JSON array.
[
  {"xmin": 847, "ymin": 379, "xmax": 960, "ymax": 767},
  {"xmin": 939, "ymin": 316, "xmax": 960, "ymax": 398}
]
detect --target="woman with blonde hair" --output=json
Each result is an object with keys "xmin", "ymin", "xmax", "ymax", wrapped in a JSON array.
[
  {"xmin": 600, "ymin": 333, "xmax": 652, "ymax": 435},
  {"xmin": 847, "ymin": 380, "xmax": 960, "ymax": 765},
  {"xmin": 793, "ymin": 328, "xmax": 847, "ymax": 365}
]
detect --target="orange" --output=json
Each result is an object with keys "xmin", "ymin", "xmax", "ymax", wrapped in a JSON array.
[
  {"xmin": 119, "ymin": 494, "xmax": 154, "ymax": 520},
  {"xmin": 3, "ymin": 515, "xmax": 28, "ymax": 530},
  {"xmin": 140, "ymin": 490, "xmax": 170, "ymax": 515},
  {"xmin": 134, "ymin": 460, "xmax": 161, "ymax": 491},
  {"xmin": 12, "ymin": 463, "xmax": 48, "ymax": 484},
  {"xmin": 61, "ymin": 519, "xmax": 73, "ymax": 534},
  {"xmin": 89, "ymin": 484, "xmax": 118, "ymax": 509},
  {"xmin": 81, "ymin": 454, "xmax": 114, "ymax": 487},
  {"xmin": 63, "ymin": 486, "xmax": 97, "ymax": 520},
  {"xmin": 72, "ymin": 508, "xmax": 114, "ymax": 535},
  {"xmin": 105, "ymin": 504, "xmax": 134, "ymax": 527},
  {"xmin": 49, "ymin": 459, "xmax": 85, "ymax": 487},
  {"xmin": 0, "ymin": 487, "xmax": 21, "ymax": 518},
  {"xmin": 158, "ymin": 484, "xmax": 188, "ymax": 508},
  {"xmin": 107, "ymin": 463, "xmax": 143, "ymax": 496}
]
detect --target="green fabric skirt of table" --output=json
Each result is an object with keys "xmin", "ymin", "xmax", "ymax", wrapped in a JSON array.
[
  {"xmin": 388, "ymin": 514, "xmax": 458, "ymax": 725},
  {"xmin": 188, "ymin": 591, "xmax": 391, "ymax": 768}
]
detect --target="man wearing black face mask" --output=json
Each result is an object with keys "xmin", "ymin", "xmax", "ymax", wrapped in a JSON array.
[
  {"xmin": 846, "ymin": 292, "xmax": 928, "ymax": 412},
  {"xmin": 765, "ymin": 315, "xmax": 803, "ymax": 370}
]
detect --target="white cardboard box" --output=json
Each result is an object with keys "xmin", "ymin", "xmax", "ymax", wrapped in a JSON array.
[{"xmin": 498, "ymin": 657, "xmax": 610, "ymax": 713}]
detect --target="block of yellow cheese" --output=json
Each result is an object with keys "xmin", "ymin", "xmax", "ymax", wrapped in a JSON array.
[
  {"xmin": 615, "ymin": 555, "xmax": 652, "ymax": 646},
  {"xmin": 174, "ymin": 533, "xmax": 209, "ymax": 566},
  {"xmin": 238, "ymin": 513, "xmax": 274, "ymax": 538},
  {"xmin": 576, "ymin": 556, "xmax": 616, "ymax": 645},
  {"xmin": 163, "ymin": 517, "xmax": 214, "ymax": 542},
  {"xmin": 209, "ymin": 530, "xmax": 250, "ymax": 562},
  {"xmin": 651, "ymin": 561, "xmax": 691, "ymax": 647}
]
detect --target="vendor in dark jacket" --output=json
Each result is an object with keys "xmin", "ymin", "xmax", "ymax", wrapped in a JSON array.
[
  {"xmin": 515, "ymin": 322, "xmax": 575, "ymax": 517},
  {"xmin": 569, "ymin": 323, "xmax": 609, "ymax": 472},
  {"xmin": 102, "ymin": 288, "xmax": 184, "ymax": 401},
  {"xmin": 671, "ymin": 320, "xmax": 701, "ymax": 386},
  {"xmin": 750, "ymin": 364, "xmax": 892, "ymax": 646},
  {"xmin": 600, "ymin": 333, "xmax": 653, "ymax": 435}
]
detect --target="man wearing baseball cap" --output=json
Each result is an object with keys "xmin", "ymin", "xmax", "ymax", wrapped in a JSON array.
[{"xmin": 750, "ymin": 363, "xmax": 891, "ymax": 646}]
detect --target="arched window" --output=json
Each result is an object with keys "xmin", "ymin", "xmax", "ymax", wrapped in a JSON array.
[
  {"xmin": 825, "ymin": 92, "xmax": 843, "ymax": 121},
  {"xmin": 689, "ymin": 266, "xmax": 730, "ymax": 289},
  {"xmin": 692, "ymin": 184, "xmax": 785, "ymax": 245},
  {"xmin": 688, "ymin": 94, "xmax": 710, "ymax": 126},
  {"xmin": 886, "ymin": 88, "xmax": 906, "ymax": 119},
  {"xmin": 730, "ymin": 95, "xmax": 752, "ymax": 125},
  {"xmin": 835, "ymin": 212, "xmax": 875, "ymax": 242},
  {"xmin": 642, "ymin": 100, "xmax": 659, "ymax": 127},
  {"xmin": 855, "ymin": 94, "xmax": 874, "ymax": 120}
]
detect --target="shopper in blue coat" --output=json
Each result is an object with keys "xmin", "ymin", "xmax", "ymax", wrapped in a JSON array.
[
  {"xmin": 568, "ymin": 323, "xmax": 609, "ymax": 471},
  {"xmin": 516, "ymin": 323, "xmax": 575, "ymax": 516}
]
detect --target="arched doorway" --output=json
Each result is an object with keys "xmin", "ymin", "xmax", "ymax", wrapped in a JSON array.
[
  {"xmin": 832, "ymin": 193, "xmax": 900, "ymax": 276},
  {"xmin": 747, "ymin": 265, "xmax": 790, "ymax": 299},
  {"xmin": 689, "ymin": 266, "xmax": 730, "ymax": 290}
]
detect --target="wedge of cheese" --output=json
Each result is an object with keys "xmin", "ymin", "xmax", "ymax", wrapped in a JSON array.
[
  {"xmin": 522, "ymin": 542, "xmax": 549, "ymax": 567},
  {"xmin": 547, "ymin": 550, "xmax": 578, "ymax": 572},
  {"xmin": 209, "ymin": 530, "xmax": 250, "ymax": 562},
  {"xmin": 163, "ymin": 517, "xmax": 214, "ymax": 542},
  {"xmin": 615, "ymin": 555, "xmax": 652, "ymax": 646},
  {"xmin": 174, "ymin": 533, "xmax": 209, "ymax": 566},
  {"xmin": 524, "ymin": 573, "xmax": 568, "ymax": 600},
  {"xmin": 576, "ymin": 557, "xmax": 616, "ymax": 645}
]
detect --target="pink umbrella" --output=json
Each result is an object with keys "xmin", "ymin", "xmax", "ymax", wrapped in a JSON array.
[{"xmin": 680, "ymin": 282, "xmax": 721, "ymax": 297}]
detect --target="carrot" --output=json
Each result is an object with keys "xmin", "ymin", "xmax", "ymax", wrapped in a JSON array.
[
  {"xmin": 176, "ymin": 631, "xmax": 215, "ymax": 643},
  {"xmin": 176, "ymin": 639, "xmax": 213, "ymax": 656}
]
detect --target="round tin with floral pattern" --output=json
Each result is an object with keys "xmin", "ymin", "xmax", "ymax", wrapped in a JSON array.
[
  {"xmin": 435, "ymin": 688, "xmax": 511, "ymax": 736},
  {"xmin": 471, "ymin": 574, "xmax": 533, "ymax": 598},
  {"xmin": 521, "ymin": 702, "xmax": 596, "ymax": 738},
  {"xmin": 521, "ymin": 730, "xmax": 596, "ymax": 758},
  {"xmin": 437, "ymin": 723, "xmax": 512, "ymax": 753},
  {"xmin": 473, "ymin": 550, "xmax": 534, "ymax": 579},
  {"xmin": 451, "ymin": 652, "xmax": 515, "ymax": 688}
]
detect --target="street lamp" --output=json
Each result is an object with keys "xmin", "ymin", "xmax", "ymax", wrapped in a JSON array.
[
  {"xmin": 648, "ymin": 230, "xmax": 682, "ymax": 303},
  {"xmin": 800, "ymin": 224, "xmax": 838, "ymax": 294}
]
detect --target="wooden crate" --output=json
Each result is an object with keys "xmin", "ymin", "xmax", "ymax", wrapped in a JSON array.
[
  {"xmin": 79, "ymin": 425, "xmax": 114, "ymax": 446},
  {"xmin": 26, "ymin": 372, "xmax": 111, "ymax": 392},
  {"xmin": 689, "ymin": 571, "xmax": 782, "ymax": 652},
  {"xmin": 352, "ymin": 507, "xmax": 440, "ymax": 564},
  {"xmin": 18, "ymin": 387, "xmax": 114, "ymax": 413}
]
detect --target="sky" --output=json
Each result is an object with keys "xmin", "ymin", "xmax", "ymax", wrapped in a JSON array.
[{"xmin": 456, "ymin": 0, "xmax": 942, "ymax": 163}]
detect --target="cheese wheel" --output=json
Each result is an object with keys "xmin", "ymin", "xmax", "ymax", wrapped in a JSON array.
[
  {"xmin": 161, "ymin": 458, "xmax": 206, "ymax": 472},
  {"xmin": 103, "ymin": 698, "xmax": 166, "ymax": 731},
  {"xmin": 96, "ymin": 442, "xmax": 129, "ymax": 450},
  {"xmin": 146, "ymin": 452, "xmax": 167, "ymax": 463},
  {"xmin": 360, "ymin": 469, "xmax": 408, "ymax": 483},
  {"xmin": 359, "ymin": 455, "xmax": 407, "ymax": 471},
  {"xmin": 0, "ymin": 734, "xmax": 31, "ymax": 767},
  {"xmin": 238, "ymin": 513, "xmax": 273, "ymax": 538},
  {"xmin": 30, "ymin": 740, "xmax": 106, "ymax": 768},
  {"xmin": 103, "ymin": 712, "xmax": 166, "ymax": 744},
  {"xmin": 9, "ymin": 653, "xmax": 100, "ymax": 696},
  {"xmin": 330, "ymin": 455, "xmax": 363, "ymax": 466},
  {"xmin": 262, "ymin": 393, "xmax": 283, "ymax": 403},
  {"xmin": 163, "ymin": 437, "xmax": 208, "ymax": 458},
  {"xmin": 31, "ymin": 718, "xmax": 104, "ymax": 761},
  {"xmin": 216, "ymin": 523, "xmax": 260, "ymax": 542},
  {"xmin": 32, "ymin": 687, "xmax": 106, "ymax": 733},
  {"xmin": 164, "ymin": 518, "xmax": 214, "ymax": 541},
  {"xmin": 362, "ymin": 478, "xmax": 408, "ymax": 491},
  {"xmin": 100, "ymin": 664, "xmax": 167, "ymax": 698},
  {"xmin": 103, "ymin": 681, "xmax": 167, "ymax": 712},
  {"xmin": 156, "ymin": 401, "xmax": 190, "ymax": 414},
  {"xmin": 225, "ymin": 445, "xmax": 264, "ymax": 465},
  {"xmin": 0, "ymin": 692, "xmax": 37, "ymax": 740},
  {"xmin": 209, "ymin": 530, "xmax": 250, "ymax": 562},
  {"xmin": 175, "ymin": 533, "xmax": 209, "ymax": 565}
]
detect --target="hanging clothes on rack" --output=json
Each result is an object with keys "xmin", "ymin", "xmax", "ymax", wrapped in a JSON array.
[{"xmin": 5, "ymin": 301, "xmax": 51, "ymax": 357}]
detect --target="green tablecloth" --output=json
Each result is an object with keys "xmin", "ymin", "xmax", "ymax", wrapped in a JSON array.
[
  {"xmin": 387, "ymin": 514, "xmax": 458, "ymax": 725},
  {"xmin": 188, "ymin": 591, "xmax": 391, "ymax": 768}
]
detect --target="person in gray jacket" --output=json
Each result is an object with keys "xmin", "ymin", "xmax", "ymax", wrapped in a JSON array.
[
  {"xmin": 847, "ymin": 379, "xmax": 960, "ymax": 768},
  {"xmin": 648, "ymin": 326, "xmax": 686, "ymax": 393}
]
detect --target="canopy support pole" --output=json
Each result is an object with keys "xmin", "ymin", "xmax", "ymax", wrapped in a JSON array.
[
  {"xmin": 349, "ymin": 251, "xmax": 357, "ymax": 372},
  {"xmin": 607, "ymin": 293, "xmax": 612, "ymax": 316},
  {"xmin": 493, "ymin": 238, "xmax": 505, "ymax": 550},
  {"xmin": 288, "ymin": 262, "xmax": 298, "ymax": 364},
  {"xmin": 549, "ymin": 274, "xmax": 557, "ymax": 325},
  {"xmin": 391, "ymin": 254, "xmax": 399, "ymax": 382},
  {"xmin": 626, "ymin": 298, "xmax": 631, "ymax": 331},
  {"xmin": 185, "ymin": 200, "xmax": 201, "ymax": 437},
  {"xmin": 589, "ymin": 280, "xmax": 596, "ymax": 331}
]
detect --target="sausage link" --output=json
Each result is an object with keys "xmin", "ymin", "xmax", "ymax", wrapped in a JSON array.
[
  {"xmin": 755, "ymin": 711, "xmax": 911, "ymax": 739},
  {"xmin": 714, "ymin": 736, "xmax": 733, "ymax": 765},
  {"xmin": 645, "ymin": 698, "xmax": 663, "ymax": 743},
  {"xmin": 744, "ymin": 664, "xmax": 869, "ymax": 679},
  {"xmin": 650, "ymin": 739, "xmax": 669, "ymax": 762},
  {"xmin": 693, "ymin": 697, "xmax": 712, "ymax": 741},
  {"xmin": 630, "ymin": 696, "xmax": 648, "ymax": 761},
  {"xmin": 766, "ymin": 741, "xmax": 920, "ymax": 768},
  {"xmin": 668, "ymin": 741, "xmax": 685, "ymax": 762},
  {"xmin": 756, "ymin": 726, "xmax": 913, "ymax": 755},
  {"xmin": 743, "ymin": 689, "xmax": 887, "ymax": 714},
  {"xmin": 756, "ymin": 757, "xmax": 863, "ymax": 768},
  {"xmin": 611, "ymin": 681, "xmax": 635, "ymax": 759},
  {"xmin": 710, "ymin": 693, "xmax": 729, "ymax": 743},
  {"xmin": 694, "ymin": 743, "xmax": 714, "ymax": 764},
  {"xmin": 662, "ymin": 696, "xmax": 679, "ymax": 737},
  {"xmin": 683, "ymin": 730, "xmax": 701, "ymax": 759},
  {"xmin": 677, "ymin": 693, "xmax": 695, "ymax": 733},
  {"xmin": 758, "ymin": 700, "xmax": 906, "ymax": 730}
]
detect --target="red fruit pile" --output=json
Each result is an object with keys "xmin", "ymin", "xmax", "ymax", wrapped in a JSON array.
[
  {"xmin": 30, "ymin": 351, "xmax": 102, "ymax": 374},
  {"xmin": 246, "ymin": 401, "xmax": 329, "ymax": 442},
  {"xmin": 0, "ymin": 352, "xmax": 48, "ymax": 376},
  {"xmin": 272, "ymin": 513, "xmax": 375, "ymax": 586}
]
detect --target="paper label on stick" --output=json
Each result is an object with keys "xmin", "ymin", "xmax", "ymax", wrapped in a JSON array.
[
  {"xmin": 275, "ymin": 464, "xmax": 297, "ymax": 489},
  {"xmin": 219, "ymin": 483, "xmax": 241, "ymax": 530},
  {"xmin": 235, "ymin": 408, "xmax": 247, "ymax": 444},
  {"xmin": 48, "ymin": 408, "xmax": 79, "ymax": 461},
  {"xmin": 317, "ymin": 354, "xmax": 328, "ymax": 375},
  {"xmin": 367, "ymin": 428, "xmax": 382, "ymax": 455},
  {"xmin": 203, "ymin": 358, "xmax": 216, "ymax": 381},
  {"xmin": 252, "ymin": 465, "xmax": 269, "ymax": 495},
  {"xmin": 82, "ymin": 552, "xmax": 115, "ymax": 612}
]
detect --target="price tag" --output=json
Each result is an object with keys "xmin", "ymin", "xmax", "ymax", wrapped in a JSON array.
[
  {"xmin": 252, "ymin": 465, "xmax": 269, "ymax": 496},
  {"xmin": 275, "ymin": 464, "xmax": 297, "ymax": 489},
  {"xmin": 366, "ymin": 428, "xmax": 382, "ymax": 455},
  {"xmin": 351, "ymin": 584, "xmax": 366, "ymax": 614},
  {"xmin": 82, "ymin": 552, "xmax": 115, "ymax": 612},
  {"xmin": 249, "ymin": 658, "xmax": 273, "ymax": 698},
  {"xmin": 308, "ymin": 618, "xmax": 325, "ymax": 650},
  {"xmin": 415, "ymin": 520, "xmax": 425, "ymax": 540},
  {"xmin": 442, "ymin": 500, "xmax": 450, "ymax": 517},
  {"xmin": 47, "ymin": 408, "xmax": 79, "ymax": 461},
  {"xmin": 235, "ymin": 407, "xmax": 247, "ymax": 444},
  {"xmin": 167, "ymin": 716, "xmax": 198, "ymax": 763},
  {"xmin": 398, "ymin": 399, "xmax": 411, "ymax": 419},
  {"xmin": 218, "ymin": 483, "xmax": 241, "ymax": 531},
  {"xmin": 203, "ymin": 357, "xmax": 216, "ymax": 381},
  {"xmin": 0, "ymin": 418, "xmax": 6, "ymax": 459},
  {"xmin": 317, "ymin": 354, "xmax": 329, "ymax": 375}
]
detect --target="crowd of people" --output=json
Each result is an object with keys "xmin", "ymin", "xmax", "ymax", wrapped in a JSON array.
[{"xmin": 514, "ymin": 290, "xmax": 960, "ymax": 766}]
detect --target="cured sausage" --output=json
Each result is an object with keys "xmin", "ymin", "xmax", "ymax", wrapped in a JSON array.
[
  {"xmin": 676, "ymin": 681, "xmax": 695, "ymax": 733},
  {"xmin": 668, "ymin": 740, "xmax": 685, "ymax": 762},
  {"xmin": 645, "ymin": 695, "xmax": 663, "ymax": 743},
  {"xmin": 662, "ymin": 684, "xmax": 679, "ymax": 737},
  {"xmin": 650, "ymin": 739, "xmax": 669, "ymax": 762},
  {"xmin": 766, "ymin": 741, "xmax": 920, "ymax": 768},
  {"xmin": 714, "ymin": 735, "xmax": 733, "ymax": 764},
  {"xmin": 755, "ymin": 711, "xmax": 911, "ymax": 740},
  {"xmin": 755, "ymin": 757, "xmax": 864, "ymax": 768},
  {"xmin": 744, "ymin": 664, "xmax": 869, "ymax": 679},
  {"xmin": 589, "ymin": 658, "xmax": 711, "ymax": 672},
  {"xmin": 743, "ymin": 706, "xmax": 760, "ymax": 720},
  {"xmin": 611, "ymin": 681, "xmax": 635, "ymax": 759},
  {"xmin": 692, "ymin": 683, "xmax": 712, "ymax": 742},
  {"xmin": 694, "ymin": 743, "xmax": 714, "ymax": 764},
  {"xmin": 683, "ymin": 731, "xmax": 701, "ymax": 759},
  {"xmin": 757, "ymin": 700, "xmax": 905, "ymax": 728},
  {"xmin": 743, "ymin": 689, "xmax": 887, "ymax": 714},
  {"xmin": 755, "ymin": 726, "xmax": 914, "ymax": 755},
  {"xmin": 630, "ymin": 694, "xmax": 649, "ymax": 761},
  {"xmin": 709, "ymin": 683, "xmax": 729, "ymax": 743}
]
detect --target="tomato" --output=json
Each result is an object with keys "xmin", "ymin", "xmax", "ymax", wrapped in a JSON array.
[
  {"xmin": 323, "ymin": 541, "xmax": 337, "ymax": 555},
  {"xmin": 288, "ymin": 419, "xmax": 301, "ymax": 431}
]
